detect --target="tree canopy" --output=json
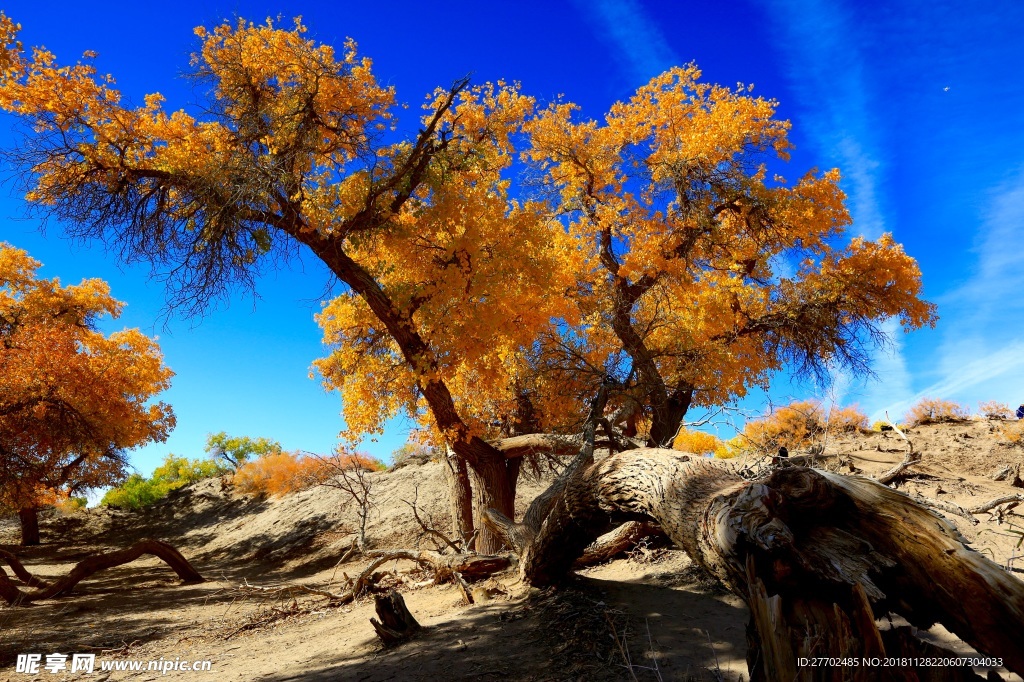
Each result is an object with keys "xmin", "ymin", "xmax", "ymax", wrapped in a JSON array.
[
  {"xmin": 0, "ymin": 243, "xmax": 175, "ymax": 542},
  {"xmin": 0, "ymin": 14, "xmax": 935, "ymax": 549}
]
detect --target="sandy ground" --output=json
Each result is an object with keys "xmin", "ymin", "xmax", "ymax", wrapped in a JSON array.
[{"xmin": 1, "ymin": 419, "xmax": 1023, "ymax": 681}]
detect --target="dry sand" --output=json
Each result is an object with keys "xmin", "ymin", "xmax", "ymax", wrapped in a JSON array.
[{"xmin": 2, "ymin": 419, "xmax": 1023, "ymax": 681}]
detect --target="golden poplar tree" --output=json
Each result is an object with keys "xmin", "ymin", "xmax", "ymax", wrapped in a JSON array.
[
  {"xmin": 0, "ymin": 16, "xmax": 935, "ymax": 550},
  {"xmin": 0, "ymin": 243, "xmax": 175, "ymax": 544}
]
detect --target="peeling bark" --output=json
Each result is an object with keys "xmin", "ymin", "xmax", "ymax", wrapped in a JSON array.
[{"xmin": 490, "ymin": 448, "xmax": 1024, "ymax": 678}]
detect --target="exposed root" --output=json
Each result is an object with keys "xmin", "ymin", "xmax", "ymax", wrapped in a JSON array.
[{"xmin": 0, "ymin": 540, "xmax": 204, "ymax": 606}]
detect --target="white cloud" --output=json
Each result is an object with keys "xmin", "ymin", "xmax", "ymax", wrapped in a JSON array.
[
  {"xmin": 571, "ymin": 0, "xmax": 678, "ymax": 83},
  {"xmin": 758, "ymin": 0, "xmax": 911, "ymax": 412},
  {"xmin": 875, "ymin": 341, "xmax": 1024, "ymax": 420},
  {"xmin": 758, "ymin": 0, "xmax": 887, "ymax": 240}
]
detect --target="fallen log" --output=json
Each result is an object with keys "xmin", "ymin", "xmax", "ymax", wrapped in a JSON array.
[
  {"xmin": 0, "ymin": 539, "xmax": 204, "ymax": 606},
  {"xmin": 487, "ymin": 448, "xmax": 1024, "ymax": 679},
  {"xmin": 573, "ymin": 521, "xmax": 665, "ymax": 568},
  {"xmin": 363, "ymin": 549, "xmax": 510, "ymax": 582}
]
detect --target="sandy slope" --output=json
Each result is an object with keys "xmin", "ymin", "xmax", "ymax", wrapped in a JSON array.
[{"xmin": 2, "ymin": 419, "xmax": 1023, "ymax": 681}]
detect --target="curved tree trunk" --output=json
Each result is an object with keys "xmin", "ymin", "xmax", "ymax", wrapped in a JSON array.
[
  {"xmin": 488, "ymin": 449, "xmax": 1024, "ymax": 679},
  {"xmin": 0, "ymin": 539, "xmax": 204, "ymax": 606},
  {"xmin": 18, "ymin": 506, "xmax": 40, "ymax": 546}
]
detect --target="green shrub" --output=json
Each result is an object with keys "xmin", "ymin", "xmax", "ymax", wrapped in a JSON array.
[
  {"xmin": 101, "ymin": 474, "xmax": 173, "ymax": 510},
  {"xmin": 102, "ymin": 453, "xmax": 227, "ymax": 510}
]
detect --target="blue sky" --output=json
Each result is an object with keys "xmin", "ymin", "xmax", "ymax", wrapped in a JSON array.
[{"xmin": 1, "ymin": 0, "xmax": 1022, "ymax": 477}]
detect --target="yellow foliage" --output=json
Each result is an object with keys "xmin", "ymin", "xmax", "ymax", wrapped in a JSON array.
[
  {"xmin": 672, "ymin": 429, "xmax": 723, "ymax": 456},
  {"xmin": 1000, "ymin": 421, "xmax": 1024, "ymax": 445},
  {"xmin": 0, "ymin": 243, "xmax": 174, "ymax": 512},
  {"xmin": 739, "ymin": 400, "xmax": 867, "ymax": 456},
  {"xmin": 978, "ymin": 401, "xmax": 1013, "ymax": 420},
  {"xmin": 0, "ymin": 15, "xmax": 937, "ymax": 457},
  {"xmin": 233, "ymin": 452, "xmax": 328, "ymax": 497},
  {"xmin": 233, "ymin": 449, "xmax": 384, "ymax": 497},
  {"xmin": 904, "ymin": 398, "xmax": 969, "ymax": 427}
]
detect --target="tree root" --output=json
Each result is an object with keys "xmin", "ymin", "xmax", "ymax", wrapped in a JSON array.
[{"xmin": 0, "ymin": 539, "xmax": 204, "ymax": 606}]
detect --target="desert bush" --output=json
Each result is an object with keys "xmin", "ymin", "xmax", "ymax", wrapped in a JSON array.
[
  {"xmin": 830, "ymin": 405, "xmax": 870, "ymax": 432},
  {"xmin": 102, "ymin": 473, "xmax": 172, "ymax": 510},
  {"xmin": 102, "ymin": 453, "xmax": 227, "ymax": 510},
  {"xmin": 233, "ymin": 450, "xmax": 384, "ymax": 497},
  {"xmin": 1000, "ymin": 421, "xmax": 1024, "ymax": 445},
  {"xmin": 55, "ymin": 496, "xmax": 87, "ymax": 513},
  {"xmin": 713, "ymin": 436, "xmax": 744, "ymax": 459},
  {"xmin": 738, "ymin": 400, "xmax": 868, "ymax": 456},
  {"xmin": 390, "ymin": 443, "xmax": 435, "ymax": 469},
  {"xmin": 979, "ymin": 401, "xmax": 1014, "ymax": 420},
  {"xmin": 904, "ymin": 398, "xmax": 970, "ymax": 426},
  {"xmin": 672, "ymin": 429, "xmax": 724, "ymax": 457}
]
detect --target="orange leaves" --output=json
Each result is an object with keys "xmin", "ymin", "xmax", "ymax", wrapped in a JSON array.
[
  {"xmin": 904, "ymin": 398, "xmax": 970, "ymax": 426},
  {"xmin": 232, "ymin": 451, "xmax": 325, "ymax": 497},
  {"xmin": 740, "ymin": 400, "xmax": 867, "ymax": 455},
  {"xmin": 0, "ymin": 242, "xmax": 174, "ymax": 511},
  {"xmin": 231, "ymin": 450, "xmax": 383, "ymax": 497},
  {"xmin": 193, "ymin": 17, "xmax": 394, "ymax": 165},
  {"xmin": 0, "ymin": 14, "xmax": 939, "ymax": 456}
]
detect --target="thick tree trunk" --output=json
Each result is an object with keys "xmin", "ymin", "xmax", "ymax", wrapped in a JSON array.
[
  {"xmin": 442, "ymin": 447, "xmax": 475, "ymax": 547},
  {"xmin": 18, "ymin": 507, "xmax": 39, "ymax": 546},
  {"xmin": 466, "ymin": 448, "xmax": 517, "ymax": 554},
  {"xmin": 647, "ymin": 387, "xmax": 694, "ymax": 447},
  {"xmin": 489, "ymin": 449, "xmax": 1024, "ymax": 679}
]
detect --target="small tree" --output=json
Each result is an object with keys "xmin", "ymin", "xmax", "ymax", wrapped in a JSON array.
[
  {"xmin": 904, "ymin": 398, "xmax": 970, "ymax": 426},
  {"xmin": 101, "ymin": 453, "xmax": 226, "ymax": 510},
  {"xmin": 739, "ymin": 400, "xmax": 867, "ymax": 456},
  {"xmin": 232, "ymin": 451, "xmax": 326, "ymax": 497},
  {"xmin": 204, "ymin": 432, "xmax": 283, "ymax": 470},
  {"xmin": 979, "ymin": 400, "xmax": 1013, "ymax": 420},
  {"xmin": 0, "ymin": 243, "xmax": 174, "ymax": 544},
  {"xmin": 314, "ymin": 451, "xmax": 384, "ymax": 552}
]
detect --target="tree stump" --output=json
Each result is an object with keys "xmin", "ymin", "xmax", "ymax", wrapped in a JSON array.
[{"xmin": 370, "ymin": 590, "xmax": 421, "ymax": 646}]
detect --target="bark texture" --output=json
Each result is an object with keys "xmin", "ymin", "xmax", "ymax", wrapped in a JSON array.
[
  {"xmin": 370, "ymin": 590, "xmax": 421, "ymax": 646},
  {"xmin": 489, "ymin": 448, "xmax": 1024, "ymax": 679},
  {"xmin": 18, "ymin": 506, "xmax": 39, "ymax": 546}
]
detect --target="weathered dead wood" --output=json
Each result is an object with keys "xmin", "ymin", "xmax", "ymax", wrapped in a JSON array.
[
  {"xmin": 498, "ymin": 448, "xmax": 1024, "ymax": 678},
  {"xmin": 370, "ymin": 590, "xmax": 420, "ymax": 646},
  {"xmin": 490, "ymin": 433, "xmax": 583, "ymax": 459},
  {"xmin": 363, "ymin": 549, "xmax": 511, "ymax": 582},
  {"xmin": 453, "ymin": 572, "xmax": 473, "ymax": 605},
  {"xmin": 0, "ymin": 549, "xmax": 50, "ymax": 588},
  {"xmin": 573, "ymin": 521, "xmax": 665, "ymax": 568},
  {"xmin": 969, "ymin": 493, "xmax": 1024, "ymax": 515},
  {"xmin": 875, "ymin": 451, "xmax": 923, "ymax": 485},
  {"xmin": 482, "ymin": 386, "xmax": 611, "ymax": 564},
  {"xmin": 906, "ymin": 492, "xmax": 978, "ymax": 523},
  {"xmin": 0, "ymin": 539, "xmax": 204, "ymax": 606}
]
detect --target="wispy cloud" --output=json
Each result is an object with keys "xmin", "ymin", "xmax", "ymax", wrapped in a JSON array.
[
  {"xmin": 759, "ymin": 0, "xmax": 910, "ymax": 407},
  {"xmin": 940, "ymin": 169, "xmax": 1024, "ymax": 325},
  {"xmin": 758, "ymin": 0, "xmax": 886, "ymax": 240},
  {"xmin": 876, "ymin": 341, "xmax": 1024, "ymax": 420},
  {"xmin": 571, "ymin": 0, "xmax": 678, "ymax": 84}
]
